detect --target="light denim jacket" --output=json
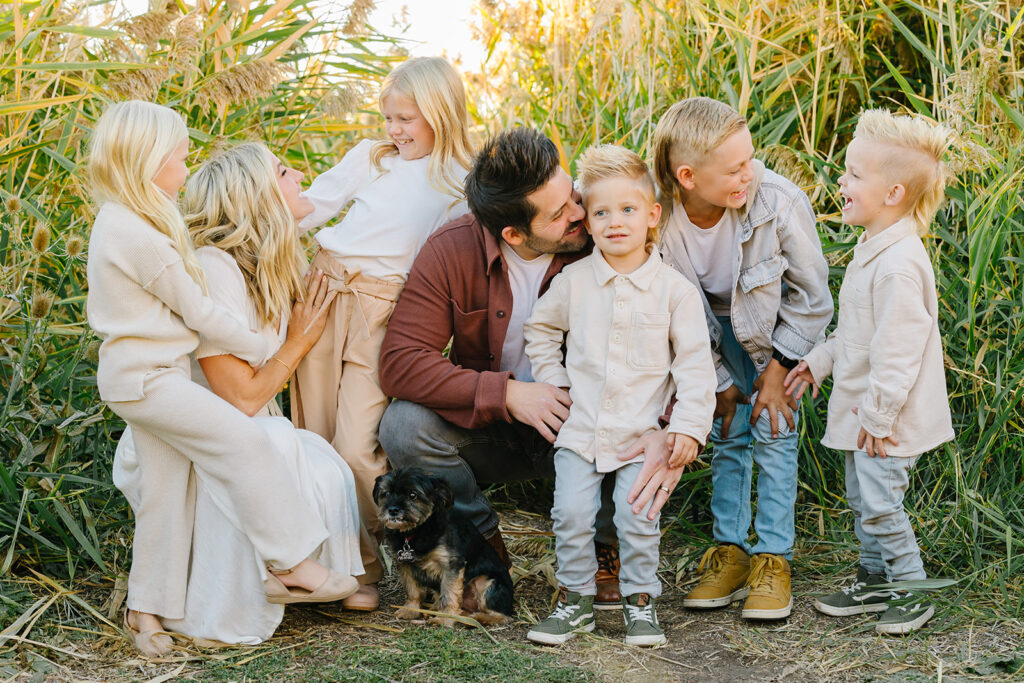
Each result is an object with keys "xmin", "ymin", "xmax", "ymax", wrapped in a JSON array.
[{"xmin": 659, "ymin": 161, "xmax": 833, "ymax": 391}]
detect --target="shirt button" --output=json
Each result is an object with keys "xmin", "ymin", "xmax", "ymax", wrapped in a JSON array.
[
  {"xmin": 488, "ymin": 353, "xmax": 495, "ymax": 361},
  {"xmin": 599, "ymin": 429, "xmax": 607, "ymax": 438},
  {"xmin": 496, "ymin": 310, "xmax": 506, "ymax": 318},
  {"xmin": 613, "ymin": 334, "xmax": 622, "ymax": 343},
  {"xmin": 617, "ymin": 301, "xmax": 625, "ymax": 309}
]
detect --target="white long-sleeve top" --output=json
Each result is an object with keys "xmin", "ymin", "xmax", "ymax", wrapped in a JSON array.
[
  {"xmin": 524, "ymin": 250, "xmax": 717, "ymax": 472},
  {"xmin": 802, "ymin": 217, "xmax": 954, "ymax": 456},
  {"xmin": 298, "ymin": 139, "xmax": 469, "ymax": 281},
  {"xmin": 86, "ymin": 202, "xmax": 268, "ymax": 402}
]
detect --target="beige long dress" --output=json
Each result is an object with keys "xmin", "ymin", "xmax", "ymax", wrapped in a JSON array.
[{"xmin": 113, "ymin": 247, "xmax": 363, "ymax": 644}]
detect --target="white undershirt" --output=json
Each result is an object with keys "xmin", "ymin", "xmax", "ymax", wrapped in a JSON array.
[
  {"xmin": 499, "ymin": 242, "xmax": 553, "ymax": 382},
  {"xmin": 677, "ymin": 208, "xmax": 739, "ymax": 315}
]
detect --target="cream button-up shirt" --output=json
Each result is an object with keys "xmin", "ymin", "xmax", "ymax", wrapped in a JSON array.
[
  {"xmin": 803, "ymin": 217, "xmax": 954, "ymax": 456},
  {"xmin": 524, "ymin": 250, "xmax": 716, "ymax": 472}
]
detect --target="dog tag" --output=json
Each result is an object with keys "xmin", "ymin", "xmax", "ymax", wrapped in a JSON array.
[{"xmin": 396, "ymin": 539, "xmax": 415, "ymax": 562}]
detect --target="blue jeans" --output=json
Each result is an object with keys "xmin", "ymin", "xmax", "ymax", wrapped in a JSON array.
[
  {"xmin": 710, "ymin": 317, "xmax": 798, "ymax": 558},
  {"xmin": 846, "ymin": 451, "xmax": 925, "ymax": 581},
  {"xmin": 552, "ymin": 450, "xmax": 661, "ymax": 597}
]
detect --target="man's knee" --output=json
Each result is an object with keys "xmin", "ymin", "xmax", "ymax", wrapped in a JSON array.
[{"xmin": 378, "ymin": 400, "xmax": 451, "ymax": 467}]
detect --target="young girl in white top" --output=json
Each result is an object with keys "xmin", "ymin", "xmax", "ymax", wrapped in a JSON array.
[
  {"xmin": 291, "ymin": 56, "xmax": 474, "ymax": 599},
  {"xmin": 785, "ymin": 110, "xmax": 954, "ymax": 635},
  {"xmin": 86, "ymin": 102, "xmax": 358, "ymax": 656}
]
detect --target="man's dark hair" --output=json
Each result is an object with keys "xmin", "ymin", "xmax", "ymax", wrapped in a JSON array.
[{"xmin": 465, "ymin": 128, "xmax": 561, "ymax": 240}]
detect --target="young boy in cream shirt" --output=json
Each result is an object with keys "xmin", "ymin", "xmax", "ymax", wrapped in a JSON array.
[
  {"xmin": 785, "ymin": 110, "xmax": 954, "ymax": 634},
  {"xmin": 524, "ymin": 145, "xmax": 716, "ymax": 647}
]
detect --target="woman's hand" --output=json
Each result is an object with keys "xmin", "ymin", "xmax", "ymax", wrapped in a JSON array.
[{"xmin": 287, "ymin": 269, "xmax": 336, "ymax": 351}]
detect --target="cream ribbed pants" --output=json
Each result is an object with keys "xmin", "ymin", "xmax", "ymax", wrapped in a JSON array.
[
  {"xmin": 291, "ymin": 250, "xmax": 403, "ymax": 585},
  {"xmin": 109, "ymin": 367, "xmax": 328, "ymax": 619}
]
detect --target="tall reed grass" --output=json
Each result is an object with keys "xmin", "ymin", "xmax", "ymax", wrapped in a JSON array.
[
  {"xmin": 472, "ymin": 0, "xmax": 1024, "ymax": 598},
  {"xmin": 0, "ymin": 0, "xmax": 396, "ymax": 582}
]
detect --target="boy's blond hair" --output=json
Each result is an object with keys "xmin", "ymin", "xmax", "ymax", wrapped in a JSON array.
[
  {"xmin": 576, "ymin": 144, "xmax": 659, "ymax": 247},
  {"xmin": 652, "ymin": 97, "xmax": 748, "ymax": 206},
  {"xmin": 853, "ymin": 109, "xmax": 950, "ymax": 236}
]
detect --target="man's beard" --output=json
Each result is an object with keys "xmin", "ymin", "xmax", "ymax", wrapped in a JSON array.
[{"xmin": 522, "ymin": 220, "xmax": 590, "ymax": 255}]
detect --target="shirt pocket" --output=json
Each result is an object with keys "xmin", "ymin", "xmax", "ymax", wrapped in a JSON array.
[
  {"xmin": 838, "ymin": 276, "xmax": 875, "ymax": 349},
  {"xmin": 450, "ymin": 301, "xmax": 490, "ymax": 366},
  {"xmin": 737, "ymin": 254, "xmax": 787, "ymax": 334},
  {"xmin": 628, "ymin": 311, "xmax": 671, "ymax": 370}
]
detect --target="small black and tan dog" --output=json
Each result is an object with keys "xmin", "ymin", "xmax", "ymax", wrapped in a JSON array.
[{"xmin": 373, "ymin": 467, "xmax": 514, "ymax": 627}]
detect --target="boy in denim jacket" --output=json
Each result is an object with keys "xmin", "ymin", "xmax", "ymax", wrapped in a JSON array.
[{"xmin": 652, "ymin": 97, "xmax": 832, "ymax": 619}]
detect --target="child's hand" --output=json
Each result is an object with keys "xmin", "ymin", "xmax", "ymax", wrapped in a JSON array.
[
  {"xmin": 852, "ymin": 407, "xmax": 900, "ymax": 457},
  {"xmin": 784, "ymin": 360, "xmax": 819, "ymax": 400},
  {"xmin": 750, "ymin": 360, "xmax": 799, "ymax": 438},
  {"xmin": 714, "ymin": 384, "xmax": 749, "ymax": 439},
  {"xmin": 667, "ymin": 433, "xmax": 699, "ymax": 468}
]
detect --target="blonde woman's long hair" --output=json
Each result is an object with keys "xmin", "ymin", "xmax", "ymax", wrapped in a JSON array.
[
  {"xmin": 183, "ymin": 143, "xmax": 306, "ymax": 327},
  {"xmin": 370, "ymin": 56, "xmax": 474, "ymax": 200},
  {"xmin": 88, "ymin": 100, "xmax": 206, "ymax": 289}
]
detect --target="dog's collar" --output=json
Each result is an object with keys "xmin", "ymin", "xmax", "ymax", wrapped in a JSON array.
[{"xmin": 396, "ymin": 536, "xmax": 415, "ymax": 562}]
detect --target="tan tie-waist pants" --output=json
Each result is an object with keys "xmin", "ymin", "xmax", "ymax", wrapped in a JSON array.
[
  {"xmin": 291, "ymin": 250, "xmax": 404, "ymax": 584},
  {"xmin": 110, "ymin": 367, "xmax": 328, "ymax": 619}
]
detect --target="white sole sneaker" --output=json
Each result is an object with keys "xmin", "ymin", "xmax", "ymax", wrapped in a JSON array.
[
  {"xmin": 624, "ymin": 632, "xmax": 667, "ymax": 647},
  {"xmin": 526, "ymin": 620, "xmax": 595, "ymax": 645},
  {"xmin": 813, "ymin": 599, "xmax": 891, "ymax": 617},
  {"xmin": 682, "ymin": 586, "xmax": 749, "ymax": 609},
  {"xmin": 876, "ymin": 605, "xmax": 935, "ymax": 635},
  {"xmin": 593, "ymin": 601, "xmax": 623, "ymax": 611},
  {"xmin": 741, "ymin": 595, "xmax": 793, "ymax": 619}
]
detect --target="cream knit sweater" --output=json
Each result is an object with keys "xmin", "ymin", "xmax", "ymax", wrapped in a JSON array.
[{"xmin": 86, "ymin": 202, "xmax": 268, "ymax": 402}]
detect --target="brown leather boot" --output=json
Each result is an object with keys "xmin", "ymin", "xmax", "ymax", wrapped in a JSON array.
[
  {"xmin": 485, "ymin": 529, "xmax": 512, "ymax": 569},
  {"xmin": 594, "ymin": 541, "xmax": 622, "ymax": 610}
]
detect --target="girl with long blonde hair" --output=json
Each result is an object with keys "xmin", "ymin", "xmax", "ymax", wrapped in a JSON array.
[
  {"xmin": 86, "ymin": 101, "xmax": 359, "ymax": 656},
  {"xmin": 290, "ymin": 56, "xmax": 475, "ymax": 607}
]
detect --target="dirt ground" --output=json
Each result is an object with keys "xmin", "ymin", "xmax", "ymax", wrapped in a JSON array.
[{"xmin": 4, "ymin": 506, "xmax": 1022, "ymax": 682}]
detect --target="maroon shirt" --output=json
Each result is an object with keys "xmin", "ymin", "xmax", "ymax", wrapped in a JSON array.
[{"xmin": 379, "ymin": 213, "xmax": 589, "ymax": 429}]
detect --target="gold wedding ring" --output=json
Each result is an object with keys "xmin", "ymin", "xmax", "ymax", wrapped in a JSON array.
[{"xmin": 659, "ymin": 485, "xmax": 671, "ymax": 494}]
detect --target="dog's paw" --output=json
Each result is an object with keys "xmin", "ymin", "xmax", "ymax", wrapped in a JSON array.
[
  {"xmin": 395, "ymin": 606, "xmax": 421, "ymax": 620},
  {"xmin": 428, "ymin": 615, "xmax": 457, "ymax": 628}
]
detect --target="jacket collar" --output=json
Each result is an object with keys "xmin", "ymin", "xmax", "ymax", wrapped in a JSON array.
[
  {"xmin": 853, "ymin": 216, "xmax": 918, "ymax": 266},
  {"xmin": 738, "ymin": 160, "xmax": 775, "ymax": 240},
  {"xmin": 591, "ymin": 248, "xmax": 662, "ymax": 291}
]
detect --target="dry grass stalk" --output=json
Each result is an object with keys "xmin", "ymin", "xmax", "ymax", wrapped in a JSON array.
[
  {"xmin": 119, "ymin": 7, "xmax": 178, "ymax": 48},
  {"xmin": 105, "ymin": 66, "xmax": 171, "ymax": 100},
  {"xmin": 343, "ymin": 0, "xmax": 376, "ymax": 35},
  {"xmin": 195, "ymin": 60, "xmax": 292, "ymax": 109}
]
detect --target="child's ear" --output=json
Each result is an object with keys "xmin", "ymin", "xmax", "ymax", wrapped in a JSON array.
[
  {"xmin": 674, "ymin": 164, "xmax": 696, "ymax": 191},
  {"xmin": 648, "ymin": 202, "xmax": 662, "ymax": 227},
  {"xmin": 500, "ymin": 226, "xmax": 526, "ymax": 246},
  {"xmin": 885, "ymin": 183, "xmax": 907, "ymax": 207}
]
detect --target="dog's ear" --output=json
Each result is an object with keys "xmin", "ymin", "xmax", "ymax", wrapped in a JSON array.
[
  {"xmin": 372, "ymin": 473, "xmax": 388, "ymax": 504},
  {"xmin": 429, "ymin": 474, "xmax": 453, "ymax": 511}
]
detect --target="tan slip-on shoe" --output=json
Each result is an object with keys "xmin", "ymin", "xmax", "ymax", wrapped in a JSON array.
[{"xmin": 264, "ymin": 569, "xmax": 360, "ymax": 605}]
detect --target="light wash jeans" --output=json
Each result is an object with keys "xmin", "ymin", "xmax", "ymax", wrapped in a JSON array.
[
  {"xmin": 846, "ymin": 450, "xmax": 925, "ymax": 581},
  {"xmin": 710, "ymin": 317, "xmax": 799, "ymax": 558},
  {"xmin": 551, "ymin": 449, "xmax": 661, "ymax": 597}
]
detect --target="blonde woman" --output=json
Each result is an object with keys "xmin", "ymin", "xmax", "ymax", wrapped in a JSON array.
[
  {"xmin": 87, "ymin": 101, "xmax": 359, "ymax": 656},
  {"xmin": 292, "ymin": 56, "xmax": 474, "ymax": 604}
]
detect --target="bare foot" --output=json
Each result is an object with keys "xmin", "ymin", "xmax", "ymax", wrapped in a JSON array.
[
  {"xmin": 125, "ymin": 610, "xmax": 172, "ymax": 657},
  {"xmin": 272, "ymin": 559, "xmax": 329, "ymax": 592}
]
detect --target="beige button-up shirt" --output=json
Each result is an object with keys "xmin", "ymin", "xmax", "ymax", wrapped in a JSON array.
[
  {"xmin": 524, "ymin": 250, "xmax": 716, "ymax": 472},
  {"xmin": 803, "ymin": 217, "xmax": 954, "ymax": 456}
]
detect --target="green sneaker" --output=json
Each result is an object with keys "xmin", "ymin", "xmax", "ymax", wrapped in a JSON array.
[
  {"xmin": 813, "ymin": 567, "xmax": 891, "ymax": 617},
  {"xmin": 875, "ymin": 591, "xmax": 935, "ymax": 635},
  {"xmin": 527, "ymin": 587, "xmax": 595, "ymax": 645},
  {"xmin": 622, "ymin": 593, "xmax": 666, "ymax": 647}
]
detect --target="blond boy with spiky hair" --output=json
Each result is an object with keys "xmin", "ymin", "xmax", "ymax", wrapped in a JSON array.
[
  {"xmin": 653, "ymin": 98, "xmax": 833, "ymax": 620},
  {"xmin": 524, "ymin": 145, "xmax": 716, "ymax": 647},
  {"xmin": 785, "ymin": 110, "xmax": 954, "ymax": 634}
]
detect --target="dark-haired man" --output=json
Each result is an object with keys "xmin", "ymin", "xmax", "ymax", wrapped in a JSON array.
[{"xmin": 378, "ymin": 128, "xmax": 682, "ymax": 609}]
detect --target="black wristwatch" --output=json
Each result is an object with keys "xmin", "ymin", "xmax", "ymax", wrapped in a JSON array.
[{"xmin": 771, "ymin": 348, "xmax": 799, "ymax": 370}]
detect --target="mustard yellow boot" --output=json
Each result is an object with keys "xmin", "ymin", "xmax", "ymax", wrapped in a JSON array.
[
  {"xmin": 682, "ymin": 545, "xmax": 751, "ymax": 609},
  {"xmin": 741, "ymin": 553, "xmax": 793, "ymax": 619}
]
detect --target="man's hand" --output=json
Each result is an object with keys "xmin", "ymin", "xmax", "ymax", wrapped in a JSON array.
[
  {"xmin": 750, "ymin": 359, "xmax": 798, "ymax": 438},
  {"xmin": 852, "ymin": 406, "xmax": 899, "ymax": 457},
  {"xmin": 714, "ymin": 384, "xmax": 749, "ymax": 439},
  {"xmin": 619, "ymin": 428, "xmax": 683, "ymax": 521},
  {"xmin": 784, "ymin": 360, "xmax": 819, "ymax": 400},
  {"xmin": 667, "ymin": 433, "xmax": 699, "ymax": 468},
  {"xmin": 505, "ymin": 379, "xmax": 571, "ymax": 443}
]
